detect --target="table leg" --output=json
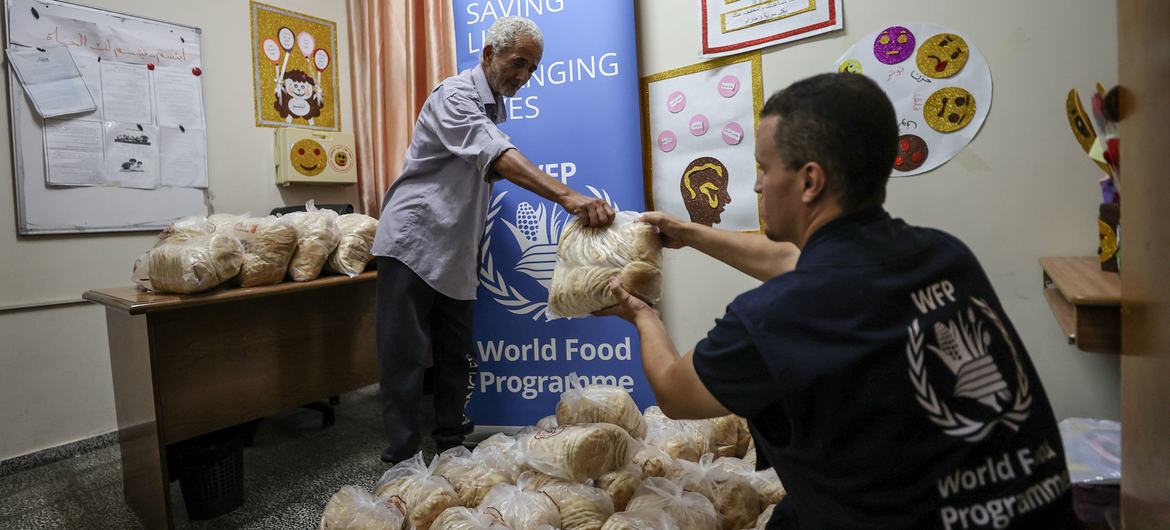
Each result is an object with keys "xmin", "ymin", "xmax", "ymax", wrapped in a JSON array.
[{"xmin": 106, "ymin": 308, "xmax": 172, "ymax": 529}]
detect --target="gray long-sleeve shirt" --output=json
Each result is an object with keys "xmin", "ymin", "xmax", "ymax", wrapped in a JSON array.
[{"xmin": 372, "ymin": 65, "xmax": 514, "ymax": 300}]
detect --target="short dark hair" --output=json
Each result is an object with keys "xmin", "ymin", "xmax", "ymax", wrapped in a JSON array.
[{"xmin": 760, "ymin": 73, "xmax": 898, "ymax": 212}]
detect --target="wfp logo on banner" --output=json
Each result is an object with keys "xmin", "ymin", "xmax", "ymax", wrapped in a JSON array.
[{"xmin": 479, "ymin": 186, "xmax": 619, "ymax": 321}]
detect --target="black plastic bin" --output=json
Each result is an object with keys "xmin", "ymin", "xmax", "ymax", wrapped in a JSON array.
[{"xmin": 170, "ymin": 426, "xmax": 245, "ymax": 520}]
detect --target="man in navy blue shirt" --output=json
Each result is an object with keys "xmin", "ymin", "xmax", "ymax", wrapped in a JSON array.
[{"xmin": 600, "ymin": 73, "xmax": 1079, "ymax": 529}]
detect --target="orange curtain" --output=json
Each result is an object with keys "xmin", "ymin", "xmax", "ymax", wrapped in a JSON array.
[{"xmin": 347, "ymin": 0, "xmax": 456, "ymax": 216}]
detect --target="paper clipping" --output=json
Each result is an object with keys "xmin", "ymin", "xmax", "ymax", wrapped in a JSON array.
[
  {"xmin": 44, "ymin": 118, "xmax": 104, "ymax": 186},
  {"xmin": 103, "ymin": 122, "xmax": 160, "ymax": 189}
]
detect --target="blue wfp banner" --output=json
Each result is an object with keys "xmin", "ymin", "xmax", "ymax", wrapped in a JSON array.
[{"xmin": 451, "ymin": 0, "xmax": 652, "ymax": 427}]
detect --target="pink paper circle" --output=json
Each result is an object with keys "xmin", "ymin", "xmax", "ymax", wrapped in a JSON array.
[
  {"xmin": 718, "ymin": 75, "xmax": 741, "ymax": 98},
  {"xmin": 667, "ymin": 91, "xmax": 687, "ymax": 113},
  {"xmin": 721, "ymin": 122, "xmax": 745, "ymax": 145},
  {"xmin": 657, "ymin": 130, "xmax": 677, "ymax": 152},
  {"xmin": 689, "ymin": 115, "xmax": 709, "ymax": 136}
]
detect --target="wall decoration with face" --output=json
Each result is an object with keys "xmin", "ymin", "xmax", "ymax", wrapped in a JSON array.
[
  {"xmin": 873, "ymin": 26, "xmax": 916, "ymax": 65},
  {"xmin": 915, "ymin": 33, "xmax": 969, "ymax": 79},
  {"xmin": 680, "ymin": 156, "xmax": 733, "ymax": 226},
  {"xmin": 274, "ymin": 69, "xmax": 322, "ymax": 125}
]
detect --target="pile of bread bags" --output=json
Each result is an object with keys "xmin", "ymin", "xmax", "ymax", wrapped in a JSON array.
[
  {"xmin": 321, "ymin": 384, "xmax": 785, "ymax": 530},
  {"xmin": 132, "ymin": 201, "xmax": 378, "ymax": 294}
]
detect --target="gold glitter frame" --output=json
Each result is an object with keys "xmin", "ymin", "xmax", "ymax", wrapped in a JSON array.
[
  {"xmin": 721, "ymin": 0, "xmax": 817, "ymax": 34},
  {"xmin": 250, "ymin": 1, "xmax": 339, "ymax": 131},
  {"xmin": 640, "ymin": 52, "xmax": 764, "ymax": 232}
]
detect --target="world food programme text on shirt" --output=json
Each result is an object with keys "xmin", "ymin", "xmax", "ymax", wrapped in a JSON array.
[{"xmin": 372, "ymin": 64, "xmax": 514, "ymax": 300}]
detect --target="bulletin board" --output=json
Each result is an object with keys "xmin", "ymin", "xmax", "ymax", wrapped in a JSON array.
[{"xmin": 4, "ymin": 0, "xmax": 208, "ymax": 235}]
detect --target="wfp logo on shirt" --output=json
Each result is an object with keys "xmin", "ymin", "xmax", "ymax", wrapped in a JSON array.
[
  {"xmin": 478, "ymin": 186, "xmax": 618, "ymax": 321},
  {"xmin": 905, "ymin": 280, "xmax": 1032, "ymax": 442}
]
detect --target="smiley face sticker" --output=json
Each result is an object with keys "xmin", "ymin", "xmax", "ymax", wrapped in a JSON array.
[
  {"xmin": 916, "ymin": 33, "xmax": 969, "ymax": 78},
  {"xmin": 874, "ymin": 26, "xmax": 916, "ymax": 64},
  {"xmin": 924, "ymin": 87, "xmax": 976, "ymax": 133},
  {"xmin": 838, "ymin": 59, "xmax": 863, "ymax": 74},
  {"xmin": 290, "ymin": 138, "xmax": 326, "ymax": 176},
  {"xmin": 328, "ymin": 144, "xmax": 354, "ymax": 173},
  {"xmin": 894, "ymin": 134, "xmax": 929, "ymax": 172}
]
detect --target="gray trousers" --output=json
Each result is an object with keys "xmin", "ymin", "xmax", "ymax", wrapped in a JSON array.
[{"xmin": 375, "ymin": 257, "xmax": 476, "ymax": 461}]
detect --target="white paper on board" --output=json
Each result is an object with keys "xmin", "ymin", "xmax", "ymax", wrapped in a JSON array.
[
  {"xmin": 70, "ymin": 53, "xmax": 103, "ymax": 121},
  {"xmin": 100, "ymin": 61, "xmax": 153, "ymax": 125},
  {"xmin": 43, "ymin": 118, "xmax": 105, "ymax": 186},
  {"xmin": 103, "ymin": 122, "xmax": 160, "ymax": 189},
  {"xmin": 154, "ymin": 66, "xmax": 204, "ymax": 129},
  {"xmin": 160, "ymin": 126, "xmax": 208, "ymax": 188},
  {"xmin": 6, "ymin": 45, "xmax": 96, "ymax": 118}
]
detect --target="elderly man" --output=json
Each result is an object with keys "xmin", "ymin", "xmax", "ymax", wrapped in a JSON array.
[
  {"xmin": 372, "ymin": 16, "xmax": 612, "ymax": 464},
  {"xmin": 603, "ymin": 73, "xmax": 1079, "ymax": 528}
]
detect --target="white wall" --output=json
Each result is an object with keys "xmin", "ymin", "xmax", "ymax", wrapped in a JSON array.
[
  {"xmin": 636, "ymin": 0, "xmax": 1121, "ymax": 421},
  {"xmin": 0, "ymin": 0, "xmax": 357, "ymax": 461}
]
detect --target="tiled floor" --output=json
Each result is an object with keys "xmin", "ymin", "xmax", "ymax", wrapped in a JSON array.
[{"xmin": 0, "ymin": 385, "xmax": 441, "ymax": 529}]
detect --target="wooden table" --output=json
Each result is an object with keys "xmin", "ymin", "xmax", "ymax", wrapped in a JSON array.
[{"xmin": 83, "ymin": 272, "xmax": 378, "ymax": 529}]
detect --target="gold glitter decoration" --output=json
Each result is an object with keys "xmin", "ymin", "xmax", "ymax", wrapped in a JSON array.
[
  {"xmin": 250, "ymin": 1, "xmax": 339, "ymax": 130},
  {"xmin": 640, "ymin": 52, "xmax": 764, "ymax": 232},
  {"xmin": 915, "ymin": 33, "xmax": 970, "ymax": 79},
  {"xmin": 1098, "ymin": 219, "xmax": 1118, "ymax": 263},
  {"xmin": 923, "ymin": 87, "xmax": 976, "ymax": 133}
]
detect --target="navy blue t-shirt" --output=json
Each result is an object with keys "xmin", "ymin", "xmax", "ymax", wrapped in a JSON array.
[{"xmin": 693, "ymin": 209, "xmax": 1080, "ymax": 529}]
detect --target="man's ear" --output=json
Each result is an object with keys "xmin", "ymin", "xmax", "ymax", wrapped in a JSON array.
[
  {"xmin": 800, "ymin": 161, "xmax": 829, "ymax": 204},
  {"xmin": 481, "ymin": 44, "xmax": 495, "ymax": 67}
]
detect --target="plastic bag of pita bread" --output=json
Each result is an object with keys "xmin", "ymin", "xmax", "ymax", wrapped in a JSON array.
[
  {"xmin": 710, "ymin": 457, "xmax": 786, "ymax": 505},
  {"xmin": 132, "ymin": 227, "xmax": 244, "ymax": 294},
  {"xmin": 556, "ymin": 384, "xmax": 646, "ymax": 439},
  {"xmin": 709, "ymin": 415, "xmax": 740, "ymax": 459},
  {"xmin": 756, "ymin": 504, "xmax": 775, "ymax": 529},
  {"xmin": 625, "ymin": 477, "xmax": 720, "ymax": 530},
  {"xmin": 734, "ymin": 417, "xmax": 752, "ymax": 459},
  {"xmin": 632, "ymin": 443, "xmax": 677, "ymax": 479},
  {"xmin": 547, "ymin": 211, "xmax": 662, "ymax": 317},
  {"xmin": 517, "ymin": 470, "xmax": 572, "ymax": 492},
  {"xmin": 642, "ymin": 406, "xmax": 714, "ymax": 463},
  {"xmin": 320, "ymin": 485, "xmax": 406, "ymax": 530},
  {"xmin": 667, "ymin": 454, "xmax": 762, "ymax": 530},
  {"xmin": 373, "ymin": 453, "xmax": 460, "ymax": 530},
  {"xmin": 536, "ymin": 480, "xmax": 614, "ymax": 530},
  {"xmin": 431, "ymin": 506, "xmax": 509, "ymax": 530},
  {"xmin": 596, "ymin": 464, "xmax": 642, "ymax": 512},
  {"xmin": 473, "ymin": 432, "xmax": 525, "ymax": 482},
  {"xmin": 600, "ymin": 509, "xmax": 681, "ymax": 530},
  {"xmin": 518, "ymin": 424, "xmax": 635, "ymax": 482},
  {"xmin": 478, "ymin": 483, "xmax": 560, "ymax": 530},
  {"xmin": 233, "ymin": 215, "xmax": 297, "ymax": 287},
  {"xmin": 283, "ymin": 201, "xmax": 341, "ymax": 282},
  {"xmin": 326, "ymin": 213, "xmax": 378, "ymax": 277},
  {"xmin": 434, "ymin": 446, "xmax": 510, "ymax": 508},
  {"xmin": 536, "ymin": 414, "xmax": 559, "ymax": 430}
]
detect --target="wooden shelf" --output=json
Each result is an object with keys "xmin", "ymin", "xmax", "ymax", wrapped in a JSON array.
[{"xmin": 1040, "ymin": 256, "xmax": 1121, "ymax": 354}]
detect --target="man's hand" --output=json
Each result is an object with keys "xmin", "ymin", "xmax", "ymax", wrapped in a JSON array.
[
  {"xmin": 561, "ymin": 192, "xmax": 615, "ymax": 227},
  {"xmin": 593, "ymin": 277, "xmax": 660, "ymax": 322},
  {"xmin": 639, "ymin": 211, "xmax": 689, "ymax": 249}
]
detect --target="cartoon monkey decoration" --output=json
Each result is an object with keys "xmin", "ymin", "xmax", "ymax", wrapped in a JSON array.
[{"xmin": 274, "ymin": 69, "xmax": 323, "ymax": 125}]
